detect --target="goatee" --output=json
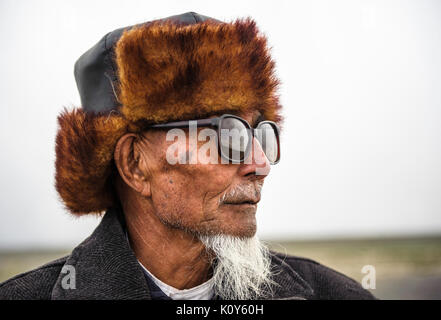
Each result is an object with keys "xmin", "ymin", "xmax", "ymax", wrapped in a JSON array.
[{"xmin": 198, "ymin": 234, "xmax": 275, "ymax": 300}]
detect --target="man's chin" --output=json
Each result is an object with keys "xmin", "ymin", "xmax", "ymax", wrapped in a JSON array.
[
  {"xmin": 233, "ymin": 218, "xmax": 257, "ymax": 238},
  {"xmin": 205, "ymin": 205, "xmax": 257, "ymax": 238},
  {"xmin": 192, "ymin": 218, "xmax": 257, "ymax": 239},
  {"xmin": 163, "ymin": 204, "xmax": 257, "ymax": 238},
  {"xmin": 228, "ymin": 207, "xmax": 257, "ymax": 237},
  {"xmin": 216, "ymin": 219, "xmax": 257, "ymax": 238}
]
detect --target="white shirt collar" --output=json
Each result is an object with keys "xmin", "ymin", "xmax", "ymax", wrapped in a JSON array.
[{"xmin": 138, "ymin": 260, "xmax": 214, "ymax": 300}]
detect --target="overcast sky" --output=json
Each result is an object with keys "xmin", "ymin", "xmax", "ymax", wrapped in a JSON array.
[{"xmin": 0, "ymin": 0, "xmax": 440, "ymax": 249}]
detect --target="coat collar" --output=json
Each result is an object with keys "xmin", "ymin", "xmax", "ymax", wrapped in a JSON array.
[{"xmin": 51, "ymin": 207, "xmax": 314, "ymax": 300}]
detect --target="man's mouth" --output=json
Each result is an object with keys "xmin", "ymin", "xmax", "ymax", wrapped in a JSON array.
[
  {"xmin": 222, "ymin": 198, "xmax": 260, "ymax": 205},
  {"xmin": 219, "ymin": 182, "xmax": 263, "ymax": 206}
]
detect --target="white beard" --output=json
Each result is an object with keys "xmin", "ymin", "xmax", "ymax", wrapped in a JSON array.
[{"xmin": 198, "ymin": 234, "xmax": 275, "ymax": 300}]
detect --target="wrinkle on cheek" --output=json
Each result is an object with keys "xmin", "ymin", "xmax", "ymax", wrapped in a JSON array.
[{"xmin": 202, "ymin": 179, "xmax": 232, "ymax": 211}]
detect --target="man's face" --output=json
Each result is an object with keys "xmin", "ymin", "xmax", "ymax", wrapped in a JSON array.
[{"xmin": 137, "ymin": 110, "xmax": 271, "ymax": 238}]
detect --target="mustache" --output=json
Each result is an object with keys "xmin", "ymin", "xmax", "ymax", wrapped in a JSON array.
[{"xmin": 219, "ymin": 181, "xmax": 264, "ymax": 205}]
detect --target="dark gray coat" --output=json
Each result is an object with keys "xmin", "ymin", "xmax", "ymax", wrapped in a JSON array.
[{"xmin": 0, "ymin": 207, "xmax": 375, "ymax": 300}]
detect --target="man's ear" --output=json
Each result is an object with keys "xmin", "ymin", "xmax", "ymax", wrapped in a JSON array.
[{"xmin": 114, "ymin": 133, "xmax": 151, "ymax": 197}]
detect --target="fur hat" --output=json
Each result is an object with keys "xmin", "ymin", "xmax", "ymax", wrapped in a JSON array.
[{"xmin": 55, "ymin": 12, "xmax": 283, "ymax": 215}]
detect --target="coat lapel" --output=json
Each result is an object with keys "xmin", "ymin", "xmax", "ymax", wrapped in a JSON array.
[
  {"xmin": 51, "ymin": 207, "xmax": 151, "ymax": 300},
  {"xmin": 268, "ymin": 254, "xmax": 315, "ymax": 300}
]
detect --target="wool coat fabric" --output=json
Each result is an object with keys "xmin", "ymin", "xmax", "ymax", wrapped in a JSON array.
[{"xmin": 0, "ymin": 207, "xmax": 375, "ymax": 300}]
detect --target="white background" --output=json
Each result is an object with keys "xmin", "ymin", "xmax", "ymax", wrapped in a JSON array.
[{"xmin": 0, "ymin": 0, "xmax": 440, "ymax": 249}]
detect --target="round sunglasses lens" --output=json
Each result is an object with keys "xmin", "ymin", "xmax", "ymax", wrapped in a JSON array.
[
  {"xmin": 219, "ymin": 117, "xmax": 250, "ymax": 162},
  {"xmin": 256, "ymin": 123, "xmax": 279, "ymax": 164}
]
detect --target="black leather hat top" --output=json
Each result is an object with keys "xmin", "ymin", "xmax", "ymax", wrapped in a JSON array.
[{"xmin": 74, "ymin": 12, "xmax": 219, "ymax": 114}]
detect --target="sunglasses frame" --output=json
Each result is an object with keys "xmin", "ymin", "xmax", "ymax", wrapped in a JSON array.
[{"xmin": 148, "ymin": 113, "xmax": 281, "ymax": 165}]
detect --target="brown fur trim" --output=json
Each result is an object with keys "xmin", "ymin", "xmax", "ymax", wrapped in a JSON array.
[
  {"xmin": 56, "ymin": 17, "xmax": 283, "ymax": 215},
  {"xmin": 115, "ymin": 17, "xmax": 283, "ymax": 125},
  {"xmin": 55, "ymin": 108, "xmax": 129, "ymax": 215}
]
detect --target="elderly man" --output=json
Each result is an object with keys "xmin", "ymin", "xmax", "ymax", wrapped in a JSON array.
[{"xmin": 0, "ymin": 12, "xmax": 374, "ymax": 300}]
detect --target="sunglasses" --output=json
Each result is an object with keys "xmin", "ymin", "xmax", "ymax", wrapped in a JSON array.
[{"xmin": 148, "ymin": 114, "xmax": 281, "ymax": 165}]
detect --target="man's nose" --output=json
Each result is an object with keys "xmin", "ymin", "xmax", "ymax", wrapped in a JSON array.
[{"xmin": 237, "ymin": 137, "xmax": 271, "ymax": 179}]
